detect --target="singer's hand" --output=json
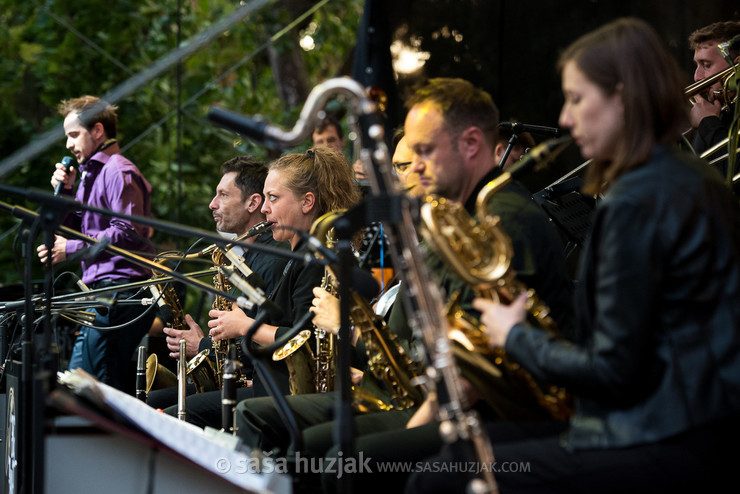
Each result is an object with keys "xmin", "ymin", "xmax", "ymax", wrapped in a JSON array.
[
  {"xmin": 310, "ymin": 287, "xmax": 340, "ymax": 334},
  {"xmin": 690, "ymin": 95, "xmax": 722, "ymax": 128},
  {"xmin": 164, "ymin": 314, "xmax": 203, "ymax": 359},
  {"xmin": 51, "ymin": 161, "xmax": 76, "ymax": 191},
  {"xmin": 36, "ymin": 235, "xmax": 67, "ymax": 265},
  {"xmin": 472, "ymin": 294, "xmax": 527, "ymax": 349},
  {"xmin": 208, "ymin": 307, "xmax": 250, "ymax": 341}
]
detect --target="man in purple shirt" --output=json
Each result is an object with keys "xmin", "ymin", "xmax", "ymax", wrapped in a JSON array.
[{"xmin": 37, "ymin": 95, "xmax": 156, "ymax": 392}]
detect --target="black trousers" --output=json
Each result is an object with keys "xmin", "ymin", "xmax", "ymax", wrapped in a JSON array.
[
  {"xmin": 405, "ymin": 415, "xmax": 740, "ymax": 494},
  {"xmin": 159, "ymin": 386, "xmax": 256, "ymax": 429},
  {"xmin": 236, "ymin": 392, "xmax": 414, "ymax": 457}
]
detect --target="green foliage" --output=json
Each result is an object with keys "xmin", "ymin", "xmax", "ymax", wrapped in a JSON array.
[{"xmin": 0, "ymin": 0, "xmax": 362, "ymax": 294}]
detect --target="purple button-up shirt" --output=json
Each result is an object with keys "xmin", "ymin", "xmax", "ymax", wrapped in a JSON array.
[{"xmin": 62, "ymin": 147, "xmax": 155, "ymax": 285}]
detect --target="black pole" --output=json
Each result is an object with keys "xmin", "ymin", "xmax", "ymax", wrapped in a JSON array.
[{"xmin": 333, "ymin": 232, "xmax": 355, "ymax": 494}]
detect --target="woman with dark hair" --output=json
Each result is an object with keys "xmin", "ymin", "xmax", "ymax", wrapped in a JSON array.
[{"xmin": 407, "ymin": 18, "xmax": 740, "ymax": 494}]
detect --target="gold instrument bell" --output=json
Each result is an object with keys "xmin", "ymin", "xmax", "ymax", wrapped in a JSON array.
[{"xmin": 145, "ymin": 353, "xmax": 177, "ymax": 393}]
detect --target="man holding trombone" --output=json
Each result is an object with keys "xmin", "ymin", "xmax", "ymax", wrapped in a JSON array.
[{"xmin": 687, "ymin": 20, "xmax": 740, "ymax": 183}]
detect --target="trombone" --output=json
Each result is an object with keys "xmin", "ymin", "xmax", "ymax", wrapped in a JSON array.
[
  {"xmin": 687, "ymin": 62, "xmax": 739, "ymax": 182},
  {"xmin": 685, "ymin": 63, "xmax": 737, "ymax": 112}
]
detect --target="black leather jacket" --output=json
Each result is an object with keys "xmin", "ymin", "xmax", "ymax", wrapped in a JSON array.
[{"xmin": 506, "ymin": 145, "xmax": 740, "ymax": 449}]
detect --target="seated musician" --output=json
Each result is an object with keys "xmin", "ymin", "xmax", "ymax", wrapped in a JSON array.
[{"xmin": 408, "ymin": 18, "xmax": 740, "ymax": 494}]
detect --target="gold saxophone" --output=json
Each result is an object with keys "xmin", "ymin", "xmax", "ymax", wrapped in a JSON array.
[
  {"xmin": 419, "ymin": 137, "xmax": 573, "ymax": 422},
  {"xmin": 148, "ymin": 221, "xmax": 273, "ymax": 392},
  {"xmin": 209, "ymin": 245, "xmax": 253, "ymax": 389},
  {"xmin": 272, "ymin": 210, "xmax": 344, "ymax": 395},
  {"xmin": 209, "ymin": 220, "xmax": 274, "ymax": 388},
  {"xmin": 146, "ymin": 255, "xmax": 219, "ymax": 394},
  {"xmin": 349, "ymin": 291, "xmax": 424, "ymax": 412},
  {"xmin": 209, "ymin": 246, "xmax": 233, "ymax": 389}
]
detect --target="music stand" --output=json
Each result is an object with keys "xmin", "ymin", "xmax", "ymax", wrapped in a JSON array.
[{"xmin": 531, "ymin": 176, "xmax": 596, "ymax": 261}]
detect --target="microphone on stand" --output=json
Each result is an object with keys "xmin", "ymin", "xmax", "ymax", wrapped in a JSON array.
[
  {"xmin": 145, "ymin": 284, "xmax": 174, "ymax": 324},
  {"xmin": 220, "ymin": 264, "xmax": 283, "ymax": 320},
  {"xmin": 499, "ymin": 121, "xmax": 561, "ymax": 137},
  {"xmin": 298, "ymin": 230, "xmax": 339, "ymax": 263},
  {"xmin": 54, "ymin": 156, "xmax": 75, "ymax": 196}
]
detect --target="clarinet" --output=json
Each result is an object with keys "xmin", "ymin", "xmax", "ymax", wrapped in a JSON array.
[
  {"xmin": 221, "ymin": 343, "xmax": 241, "ymax": 435},
  {"xmin": 135, "ymin": 346, "xmax": 147, "ymax": 402}
]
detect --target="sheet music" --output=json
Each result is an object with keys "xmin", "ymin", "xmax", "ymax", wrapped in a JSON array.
[{"xmin": 58, "ymin": 370, "xmax": 290, "ymax": 493}]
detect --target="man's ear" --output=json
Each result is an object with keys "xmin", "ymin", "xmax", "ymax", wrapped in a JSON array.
[
  {"xmin": 458, "ymin": 126, "xmax": 484, "ymax": 160},
  {"xmin": 301, "ymin": 191, "xmax": 316, "ymax": 214},
  {"xmin": 91, "ymin": 121, "xmax": 106, "ymax": 141},
  {"xmin": 246, "ymin": 193, "xmax": 263, "ymax": 213},
  {"xmin": 494, "ymin": 142, "xmax": 506, "ymax": 162}
]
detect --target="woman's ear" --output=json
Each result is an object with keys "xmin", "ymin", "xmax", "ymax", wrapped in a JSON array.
[{"xmin": 301, "ymin": 191, "xmax": 316, "ymax": 214}]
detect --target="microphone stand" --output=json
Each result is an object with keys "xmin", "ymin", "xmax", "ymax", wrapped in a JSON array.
[
  {"xmin": 496, "ymin": 131, "xmax": 520, "ymax": 170},
  {"xmin": 15, "ymin": 200, "xmax": 65, "ymax": 493},
  {"xmin": 0, "ymin": 199, "xmax": 320, "ymax": 309},
  {"xmin": 332, "ymin": 218, "xmax": 355, "ymax": 485}
]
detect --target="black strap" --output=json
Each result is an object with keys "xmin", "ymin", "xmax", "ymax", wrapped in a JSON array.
[{"xmin": 267, "ymin": 259, "xmax": 294, "ymax": 300}]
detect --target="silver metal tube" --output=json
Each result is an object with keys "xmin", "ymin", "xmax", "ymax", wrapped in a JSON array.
[{"xmin": 177, "ymin": 339, "xmax": 187, "ymax": 421}]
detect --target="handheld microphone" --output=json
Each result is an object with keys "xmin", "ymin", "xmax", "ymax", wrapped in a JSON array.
[
  {"xmin": 499, "ymin": 122, "xmax": 561, "ymax": 138},
  {"xmin": 54, "ymin": 156, "xmax": 75, "ymax": 196}
]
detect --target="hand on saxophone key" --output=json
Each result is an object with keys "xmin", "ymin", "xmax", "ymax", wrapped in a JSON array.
[
  {"xmin": 208, "ymin": 307, "xmax": 249, "ymax": 340},
  {"xmin": 309, "ymin": 286, "xmax": 341, "ymax": 334},
  {"xmin": 164, "ymin": 314, "xmax": 203, "ymax": 359},
  {"xmin": 472, "ymin": 294, "xmax": 528, "ymax": 349}
]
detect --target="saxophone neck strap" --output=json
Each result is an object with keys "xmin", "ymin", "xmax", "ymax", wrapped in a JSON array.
[{"xmin": 268, "ymin": 259, "xmax": 294, "ymax": 300}]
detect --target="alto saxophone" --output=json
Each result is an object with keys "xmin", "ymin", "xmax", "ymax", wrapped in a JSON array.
[
  {"xmin": 147, "ymin": 255, "xmax": 218, "ymax": 394},
  {"xmin": 151, "ymin": 220, "xmax": 273, "ymax": 392},
  {"xmin": 211, "ymin": 221, "xmax": 272, "ymax": 389},
  {"xmin": 419, "ymin": 136, "xmax": 574, "ymax": 421},
  {"xmin": 272, "ymin": 210, "xmax": 344, "ymax": 395},
  {"xmin": 210, "ymin": 246, "xmax": 233, "ymax": 389}
]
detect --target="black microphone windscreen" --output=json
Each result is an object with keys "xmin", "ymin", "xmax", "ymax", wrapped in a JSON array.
[
  {"xmin": 157, "ymin": 304, "xmax": 174, "ymax": 324},
  {"xmin": 208, "ymin": 107, "xmax": 268, "ymax": 143},
  {"xmin": 260, "ymin": 299, "xmax": 283, "ymax": 321},
  {"xmin": 352, "ymin": 267, "xmax": 381, "ymax": 301},
  {"xmin": 244, "ymin": 272, "xmax": 267, "ymax": 291}
]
